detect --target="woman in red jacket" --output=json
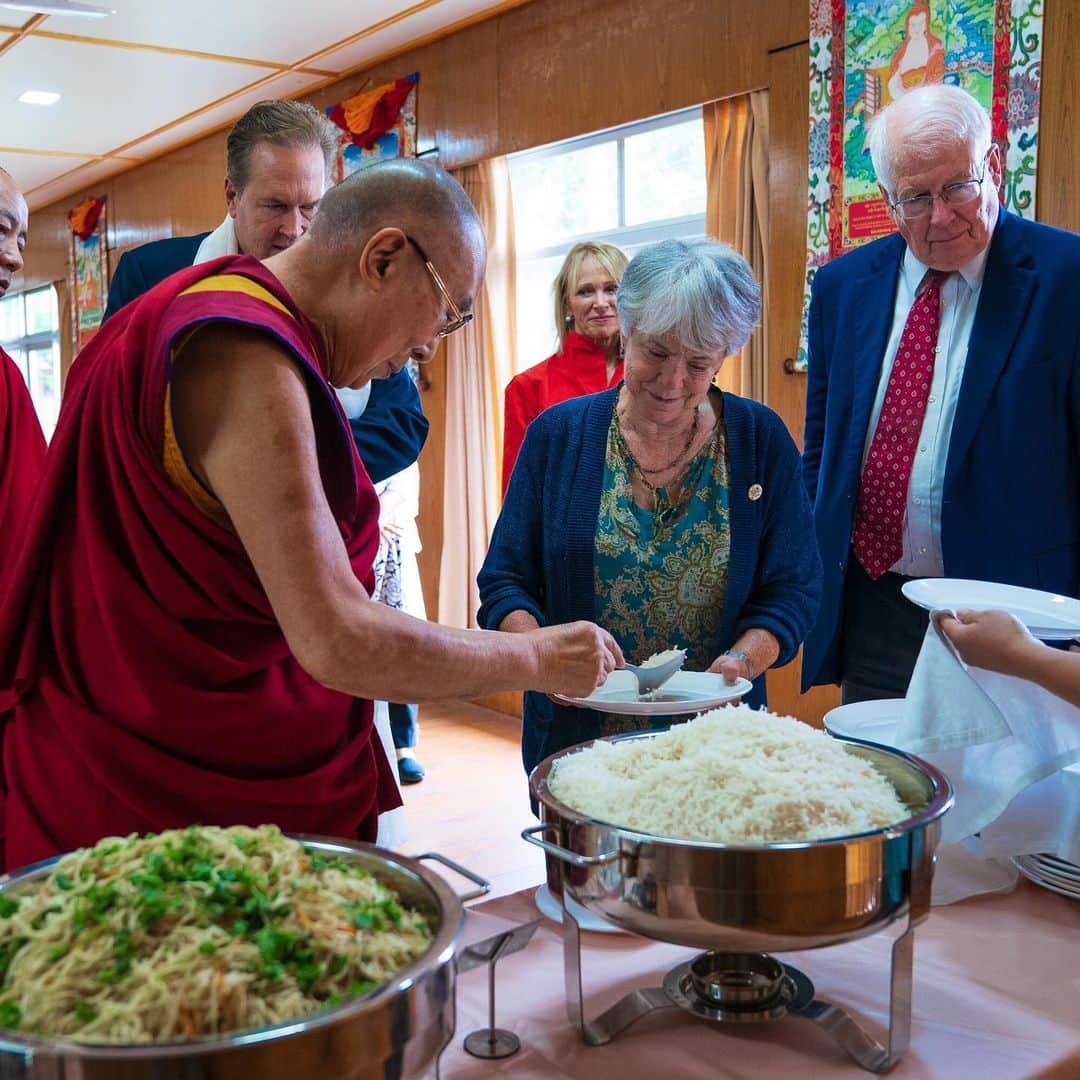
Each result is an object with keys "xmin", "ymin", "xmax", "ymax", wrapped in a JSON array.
[{"xmin": 502, "ymin": 241, "xmax": 627, "ymax": 493}]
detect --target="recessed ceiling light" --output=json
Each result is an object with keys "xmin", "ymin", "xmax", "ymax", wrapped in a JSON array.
[
  {"xmin": 18, "ymin": 90, "xmax": 61, "ymax": 106},
  {"xmin": 1, "ymin": 1, "xmax": 112, "ymax": 17}
]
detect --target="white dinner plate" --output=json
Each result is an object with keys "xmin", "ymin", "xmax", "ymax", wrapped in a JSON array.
[
  {"xmin": 901, "ymin": 579, "xmax": 1080, "ymax": 640},
  {"xmin": 1033, "ymin": 854, "xmax": 1080, "ymax": 883},
  {"xmin": 553, "ymin": 670, "xmax": 753, "ymax": 716},
  {"xmin": 1012, "ymin": 856, "xmax": 1080, "ymax": 900},
  {"xmin": 533, "ymin": 884, "xmax": 627, "ymax": 933},
  {"xmin": 822, "ymin": 698, "xmax": 905, "ymax": 747}
]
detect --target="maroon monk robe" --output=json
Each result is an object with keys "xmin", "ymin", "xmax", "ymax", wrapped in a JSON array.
[
  {"xmin": 0, "ymin": 256, "xmax": 400, "ymax": 870},
  {"xmin": 0, "ymin": 347, "xmax": 45, "ymax": 573},
  {"xmin": 0, "ymin": 348, "xmax": 47, "ymax": 716}
]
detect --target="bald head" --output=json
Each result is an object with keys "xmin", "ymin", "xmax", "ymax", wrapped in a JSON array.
[
  {"xmin": 0, "ymin": 168, "xmax": 28, "ymax": 297},
  {"xmin": 273, "ymin": 158, "xmax": 486, "ymax": 388},
  {"xmin": 309, "ymin": 158, "xmax": 484, "ymax": 267}
]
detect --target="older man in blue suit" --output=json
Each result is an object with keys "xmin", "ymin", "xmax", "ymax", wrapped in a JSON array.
[
  {"xmin": 104, "ymin": 100, "xmax": 428, "ymax": 484},
  {"xmin": 802, "ymin": 83, "xmax": 1080, "ymax": 702}
]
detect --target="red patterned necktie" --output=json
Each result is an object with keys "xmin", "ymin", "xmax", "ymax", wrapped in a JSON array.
[{"xmin": 852, "ymin": 269, "xmax": 948, "ymax": 580}]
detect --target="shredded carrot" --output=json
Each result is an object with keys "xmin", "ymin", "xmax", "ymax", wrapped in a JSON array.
[{"xmin": 178, "ymin": 1004, "xmax": 196, "ymax": 1038}]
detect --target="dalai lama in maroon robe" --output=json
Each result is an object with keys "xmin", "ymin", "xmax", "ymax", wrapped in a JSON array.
[{"xmin": 0, "ymin": 160, "xmax": 621, "ymax": 870}]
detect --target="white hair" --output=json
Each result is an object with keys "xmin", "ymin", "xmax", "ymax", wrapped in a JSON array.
[
  {"xmin": 867, "ymin": 84, "xmax": 992, "ymax": 199},
  {"xmin": 616, "ymin": 238, "xmax": 759, "ymax": 357}
]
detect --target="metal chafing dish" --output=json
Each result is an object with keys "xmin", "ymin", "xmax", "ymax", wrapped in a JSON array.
[
  {"xmin": 0, "ymin": 838, "xmax": 488, "ymax": 1080},
  {"xmin": 523, "ymin": 734, "xmax": 954, "ymax": 1073}
]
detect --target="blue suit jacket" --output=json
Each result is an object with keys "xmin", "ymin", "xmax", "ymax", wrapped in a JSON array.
[
  {"xmin": 103, "ymin": 234, "xmax": 428, "ymax": 484},
  {"xmin": 802, "ymin": 209, "xmax": 1080, "ymax": 689}
]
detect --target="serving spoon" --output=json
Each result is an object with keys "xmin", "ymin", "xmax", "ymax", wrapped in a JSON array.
[{"xmin": 621, "ymin": 650, "xmax": 687, "ymax": 697}]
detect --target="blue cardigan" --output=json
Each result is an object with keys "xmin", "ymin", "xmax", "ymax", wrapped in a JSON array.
[{"xmin": 478, "ymin": 387, "xmax": 822, "ymax": 775}]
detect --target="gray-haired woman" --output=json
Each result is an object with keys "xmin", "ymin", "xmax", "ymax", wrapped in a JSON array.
[{"xmin": 478, "ymin": 238, "xmax": 822, "ymax": 776}]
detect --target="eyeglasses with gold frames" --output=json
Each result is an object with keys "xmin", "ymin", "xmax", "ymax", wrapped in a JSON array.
[{"xmin": 405, "ymin": 235, "xmax": 473, "ymax": 338}]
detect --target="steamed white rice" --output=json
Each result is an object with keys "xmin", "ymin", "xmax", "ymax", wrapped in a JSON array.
[
  {"xmin": 547, "ymin": 706, "xmax": 909, "ymax": 843},
  {"xmin": 640, "ymin": 648, "xmax": 684, "ymax": 667}
]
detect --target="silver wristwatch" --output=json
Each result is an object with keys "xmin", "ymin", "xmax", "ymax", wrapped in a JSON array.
[{"xmin": 721, "ymin": 649, "xmax": 752, "ymax": 676}]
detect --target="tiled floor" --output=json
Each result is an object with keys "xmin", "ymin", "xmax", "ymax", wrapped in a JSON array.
[{"xmin": 394, "ymin": 700, "xmax": 545, "ymax": 902}]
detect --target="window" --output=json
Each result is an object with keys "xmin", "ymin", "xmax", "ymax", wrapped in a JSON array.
[
  {"xmin": 509, "ymin": 107, "xmax": 707, "ymax": 371},
  {"xmin": 0, "ymin": 284, "xmax": 61, "ymax": 438}
]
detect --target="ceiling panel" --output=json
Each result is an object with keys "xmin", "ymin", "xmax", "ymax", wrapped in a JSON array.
[
  {"xmin": 0, "ymin": 149, "xmax": 92, "ymax": 191},
  {"xmin": 0, "ymin": 0, "xmax": 508, "ymax": 211},
  {"xmin": 0, "ymin": 38, "xmax": 278, "ymax": 155},
  {"xmin": 37, "ymin": 0, "xmax": 438, "ymax": 68},
  {"xmin": 20, "ymin": 156, "xmax": 125, "ymax": 209},
  {"xmin": 129, "ymin": 72, "xmax": 325, "ymax": 163},
  {"xmin": 316, "ymin": 0, "xmax": 507, "ymax": 72}
]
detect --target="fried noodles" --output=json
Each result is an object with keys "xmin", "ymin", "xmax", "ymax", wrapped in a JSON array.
[{"xmin": 0, "ymin": 825, "xmax": 432, "ymax": 1042}]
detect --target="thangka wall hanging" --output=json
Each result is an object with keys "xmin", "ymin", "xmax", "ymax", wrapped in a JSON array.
[
  {"xmin": 326, "ymin": 72, "xmax": 418, "ymax": 181},
  {"xmin": 798, "ymin": 0, "xmax": 1043, "ymax": 368},
  {"xmin": 67, "ymin": 194, "xmax": 109, "ymax": 352}
]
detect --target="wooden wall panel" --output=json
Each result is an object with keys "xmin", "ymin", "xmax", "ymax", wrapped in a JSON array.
[
  {"xmin": 759, "ymin": 41, "xmax": 840, "ymax": 728},
  {"xmin": 1037, "ymin": 0, "xmax": 1079, "ymax": 233},
  {"xmin": 108, "ymin": 138, "xmax": 226, "ymax": 253},
  {"xmin": 304, "ymin": 19, "xmax": 502, "ymax": 169},
  {"xmin": 494, "ymin": 0, "xmax": 811, "ymax": 157}
]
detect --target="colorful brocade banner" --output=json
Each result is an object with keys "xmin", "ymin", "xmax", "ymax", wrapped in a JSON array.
[
  {"xmin": 799, "ymin": 0, "xmax": 1043, "ymax": 368},
  {"xmin": 325, "ymin": 73, "xmax": 418, "ymax": 181},
  {"xmin": 67, "ymin": 195, "xmax": 109, "ymax": 352}
]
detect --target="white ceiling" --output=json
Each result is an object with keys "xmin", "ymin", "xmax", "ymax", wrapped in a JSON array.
[{"xmin": 0, "ymin": 0, "xmax": 515, "ymax": 211}]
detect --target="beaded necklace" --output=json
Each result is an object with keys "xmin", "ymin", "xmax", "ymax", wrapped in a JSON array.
[{"xmin": 611, "ymin": 404, "xmax": 710, "ymax": 528}]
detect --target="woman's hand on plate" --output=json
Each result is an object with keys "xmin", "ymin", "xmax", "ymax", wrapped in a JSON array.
[{"xmin": 708, "ymin": 653, "xmax": 751, "ymax": 686}]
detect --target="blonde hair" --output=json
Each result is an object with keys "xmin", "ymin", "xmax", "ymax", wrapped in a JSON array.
[{"xmin": 553, "ymin": 242, "xmax": 628, "ymax": 351}]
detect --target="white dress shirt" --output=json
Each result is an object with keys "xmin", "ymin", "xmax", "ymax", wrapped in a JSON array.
[{"xmin": 862, "ymin": 219, "xmax": 997, "ymax": 577}]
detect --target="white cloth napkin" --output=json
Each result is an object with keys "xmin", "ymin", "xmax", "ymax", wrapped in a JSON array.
[
  {"xmin": 965, "ymin": 763, "xmax": 1080, "ymax": 865},
  {"xmin": 930, "ymin": 845, "xmax": 1019, "ymax": 906},
  {"xmin": 896, "ymin": 611, "xmax": 1011, "ymax": 754},
  {"xmin": 896, "ymin": 611, "xmax": 1080, "ymax": 902}
]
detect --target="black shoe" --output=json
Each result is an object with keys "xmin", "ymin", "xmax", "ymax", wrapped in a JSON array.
[{"xmin": 397, "ymin": 757, "xmax": 425, "ymax": 785}]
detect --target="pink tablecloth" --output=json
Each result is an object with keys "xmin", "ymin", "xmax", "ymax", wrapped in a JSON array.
[{"xmin": 444, "ymin": 881, "xmax": 1080, "ymax": 1079}]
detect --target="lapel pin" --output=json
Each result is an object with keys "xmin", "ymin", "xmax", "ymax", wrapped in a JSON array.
[{"xmin": 748, "ymin": 483, "xmax": 763, "ymax": 501}]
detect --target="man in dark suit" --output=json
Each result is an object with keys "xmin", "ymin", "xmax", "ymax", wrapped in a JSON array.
[
  {"xmin": 802, "ymin": 83, "xmax": 1080, "ymax": 702},
  {"xmin": 103, "ymin": 100, "xmax": 428, "ymax": 484}
]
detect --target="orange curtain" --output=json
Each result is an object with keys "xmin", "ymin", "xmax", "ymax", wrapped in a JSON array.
[
  {"xmin": 438, "ymin": 158, "xmax": 517, "ymax": 628},
  {"xmin": 703, "ymin": 91, "xmax": 770, "ymax": 401}
]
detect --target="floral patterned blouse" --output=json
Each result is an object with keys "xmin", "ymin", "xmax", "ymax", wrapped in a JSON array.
[{"xmin": 594, "ymin": 410, "xmax": 731, "ymax": 735}]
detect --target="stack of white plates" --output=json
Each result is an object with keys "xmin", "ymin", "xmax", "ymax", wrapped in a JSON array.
[{"xmin": 1012, "ymin": 853, "xmax": 1080, "ymax": 899}]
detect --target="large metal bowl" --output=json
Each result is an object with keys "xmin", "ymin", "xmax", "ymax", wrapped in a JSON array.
[
  {"xmin": 526, "ymin": 735, "xmax": 953, "ymax": 953},
  {"xmin": 0, "ymin": 837, "xmax": 470, "ymax": 1079}
]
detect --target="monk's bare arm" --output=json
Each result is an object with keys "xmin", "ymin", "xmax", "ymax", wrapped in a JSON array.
[{"xmin": 170, "ymin": 324, "xmax": 621, "ymax": 701}]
